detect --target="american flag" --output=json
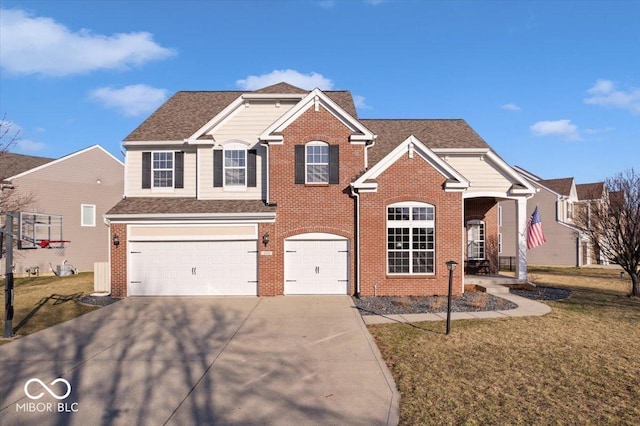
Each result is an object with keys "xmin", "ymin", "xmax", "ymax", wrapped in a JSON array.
[{"xmin": 527, "ymin": 206, "xmax": 546, "ymax": 249}]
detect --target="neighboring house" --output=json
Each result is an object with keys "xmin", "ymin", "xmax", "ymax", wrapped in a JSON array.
[
  {"xmin": 105, "ymin": 83, "xmax": 536, "ymax": 298},
  {"xmin": 499, "ymin": 166, "xmax": 605, "ymax": 267},
  {"xmin": 0, "ymin": 145, "xmax": 124, "ymax": 275}
]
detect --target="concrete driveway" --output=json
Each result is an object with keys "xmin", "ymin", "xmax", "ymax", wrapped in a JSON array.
[{"xmin": 0, "ymin": 296, "xmax": 399, "ymax": 425}]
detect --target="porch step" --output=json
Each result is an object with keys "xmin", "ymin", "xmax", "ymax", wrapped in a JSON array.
[{"xmin": 477, "ymin": 284, "xmax": 510, "ymax": 295}]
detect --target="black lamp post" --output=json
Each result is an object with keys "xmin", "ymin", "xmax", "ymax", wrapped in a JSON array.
[{"xmin": 445, "ymin": 260, "xmax": 458, "ymax": 335}]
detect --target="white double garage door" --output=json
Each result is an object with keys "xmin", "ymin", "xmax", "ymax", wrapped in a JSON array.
[{"xmin": 127, "ymin": 226, "xmax": 348, "ymax": 296}]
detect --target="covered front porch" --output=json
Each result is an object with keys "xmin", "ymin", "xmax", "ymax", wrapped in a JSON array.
[{"xmin": 463, "ymin": 194, "xmax": 533, "ymax": 284}]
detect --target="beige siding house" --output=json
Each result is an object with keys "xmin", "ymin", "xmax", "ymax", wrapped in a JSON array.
[
  {"xmin": 499, "ymin": 167, "xmax": 603, "ymax": 267},
  {"xmin": 1, "ymin": 145, "xmax": 124, "ymax": 275}
]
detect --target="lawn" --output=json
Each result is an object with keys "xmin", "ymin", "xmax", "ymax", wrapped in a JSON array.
[
  {"xmin": 0, "ymin": 273, "xmax": 98, "ymax": 345},
  {"xmin": 368, "ymin": 267, "xmax": 640, "ymax": 425}
]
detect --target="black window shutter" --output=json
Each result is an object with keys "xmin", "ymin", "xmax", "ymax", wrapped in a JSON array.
[
  {"xmin": 247, "ymin": 150, "xmax": 257, "ymax": 187},
  {"xmin": 142, "ymin": 152, "xmax": 151, "ymax": 189},
  {"xmin": 329, "ymin": 145, "xmax": 339, "ymax": 184},
  {"xmin": 174, "ymin": 152, "xmax": 184, "ymax": 189},
  {"xmin": 213, "ymin": 150, "xmax": 223, "ymax": 187},
  {"xmin": 294, "ymin": 145, "xmax": 305, "ymax": 184}
]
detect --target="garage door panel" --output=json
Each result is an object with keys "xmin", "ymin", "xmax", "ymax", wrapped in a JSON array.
[
  {"xmin": 129, "ymin": 241, "xmax": 257, "ymax": 296},
  {"xmin": 284, "ymin": 240, "xmax": 348, "ymax": 295}
]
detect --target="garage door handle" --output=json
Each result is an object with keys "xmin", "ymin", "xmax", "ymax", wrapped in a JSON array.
[
  {"xmin": 286, "ymin": 250, "xmax": 297, "ymax": 253},
  {"xmin": 315, "ymin": 266, "xmax": 319, "ymax": 274},
  {"xmin": 130, "ymin": 281, "xmax": 141, "ymax": 284},
  {"xmin": 338, "ymin": 280, "xmax": 349, "ymax": 282},
  {"xmin": 130, "ymin": 251, "xmax": 141, "ymax": 254},
  {"xmin": 286, "ymin": 280, "xmax": 297, "ymax": 282},
  {"xmin": 192, "ymin": 267, "xmax": 196, "ymax": 275}
]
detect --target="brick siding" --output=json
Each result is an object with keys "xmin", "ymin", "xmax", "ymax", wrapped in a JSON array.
[{"xmin": 359, "ymin": 154, "xmax": 464, "ymax": 296}]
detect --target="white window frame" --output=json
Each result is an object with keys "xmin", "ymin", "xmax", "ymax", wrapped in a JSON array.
[
  {"xmin": 305, "ymin": 141, "xmax": 329, "ymax": 184},
  {"xmin": 223, "ymin": 146, "xmax": 247, "ymax": 189},
  {"xmin": 467, "ymin": 220, "xmax": 485, "ymax": 260},
  {"xmin": 152, "ymin": 151, "xmax": 174, "ymax": 190},
  {"xmin": 81, "ymin": 204, "xmax": 96, "ymax": 227},
  {"xmin": 386, "ymin": 201, "xmax": 435, "ymax": 275}
]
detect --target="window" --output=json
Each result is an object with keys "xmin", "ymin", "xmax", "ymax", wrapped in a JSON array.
[
  {"xmin": 224, "ymin": 149, "xmax": 246, "ymax": 186},
  {"xmin": 306, "ymin": 142, "xmax": 329, "ymax": 183},
  {"xmin": 498, "ymin": 232, "xmax": 503, "ymax": 254},
  {"xmin": 153, "ymin": 152, "xmax": 173, "ymax": 188},
  {"xmin": 498, "ymin": 205, "xmax": 503, "ymax": 227},
  {"xmin": 387, "ymin": 203, "xmax": 435, "ymax": 274},
  {"xmin": 142, "ymin": 151, "xmax": 183, "ymax": 190},
  {"xmin": 81, "ymin": 204, "xmax": 96, "ymax": 227},
  {"xmin": 294, "ymin": 143, "xmax": 339, "ymax": 185},
  {"xmin": 467, "ymin": 220, "xmax": 485, "ymax": 260}
]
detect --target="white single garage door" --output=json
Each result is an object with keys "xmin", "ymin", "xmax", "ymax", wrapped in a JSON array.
[
  {"xmin": 284, "ymin": 239, "xmax": 349, "ymax": 295},
  {"xmin": 128, "ymin": 241, "xmax": 257, "ymax": 296}
]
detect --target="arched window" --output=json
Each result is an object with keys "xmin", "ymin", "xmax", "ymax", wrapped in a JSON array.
[{"xmin": 387, "ymin": 202, "xmax": 435, "ymax": 274}]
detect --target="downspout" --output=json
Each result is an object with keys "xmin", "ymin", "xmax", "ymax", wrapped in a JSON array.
[
  {"xmin": 351, "ymin": 185, "xmax": 361, "ymax": 296},
  {"xmin": 364, "ymin": 135, "xmax": 377, "ymax": 170},
  {"xmin": 260, "ymin": 142, "xmax": 270, "ymax": 205}
]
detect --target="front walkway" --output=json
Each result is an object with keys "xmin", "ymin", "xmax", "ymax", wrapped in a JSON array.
[{"xmin": 362, "ymin": 285, "xmax": 551, "ymax": 325}]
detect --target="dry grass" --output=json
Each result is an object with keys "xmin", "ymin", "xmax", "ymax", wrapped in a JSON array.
[
  {"xmin": 0, "ymin": 273, "xmax": 98, "ymax": 345},
  {"xmin": 369, "ymin": 267, "xmax": 640, "ymax": 425}
]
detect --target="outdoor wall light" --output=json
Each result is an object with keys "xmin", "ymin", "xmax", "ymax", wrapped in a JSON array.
[
  {"xmin": 262, "ymin": 232, "xmax": 270, "ymax": 246},
  {"xmin": 445, "ymin": 260, "xmax": 458, "ymax": 335},
  {"xmin": 113, "ymin": 234, "xmax": 120, "ymax": 247}
]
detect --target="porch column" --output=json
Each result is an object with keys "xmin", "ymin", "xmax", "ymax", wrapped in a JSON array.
[{"xmin": 515, "ymin": 197, "xmax": 528, "ymax": 281}]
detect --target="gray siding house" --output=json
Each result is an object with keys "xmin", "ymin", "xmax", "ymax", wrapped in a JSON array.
[
  {"xmin": 499, "ymin": 167, "xmax": 603, "ymax": 267},
  {"xmin": 1, "ymin": 145, "xmax": 124, "ymax": 275}
]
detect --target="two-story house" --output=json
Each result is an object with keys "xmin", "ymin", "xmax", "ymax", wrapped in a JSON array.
[
  {"xmin": 105, "ymin": 83, "xmax": 536, "ymax": 297},
  {"xmin": 499, "ymin": 166, "xmax": 605, "ymax": 267},
  {"xmin": 1, "ymin": 145, "xmax": 124, "ymax": 275}
]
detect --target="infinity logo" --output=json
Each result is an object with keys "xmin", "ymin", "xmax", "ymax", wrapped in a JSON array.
[{"xmin": 24, "ymin": 378, "xmax": 72, "ymax": 400}]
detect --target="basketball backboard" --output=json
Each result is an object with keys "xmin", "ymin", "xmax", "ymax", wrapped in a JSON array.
[{"xmin": 17, "ymin": 212, "xmax": 64, "ymax": 249}]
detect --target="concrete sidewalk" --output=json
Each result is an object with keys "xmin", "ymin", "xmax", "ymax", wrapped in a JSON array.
[
  {"xmin": 362, "ymin": 290, "xmax": 552, "ymax": 325},
  {"xmin": 0, "ymin": 296, "xmax": 399, "ymax": 426}
]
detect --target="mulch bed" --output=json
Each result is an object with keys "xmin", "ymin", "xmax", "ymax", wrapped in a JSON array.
[
  {"xmin": 77, "ymin": 295, "xmax": 122, "ymax": 307},
  {"xmin": 509, "ymin": 285, "xmax": 572, "ymax": 301},
  {"xmin": 353, "ymin": 285, "xmax": 571, "ymax": 316}
]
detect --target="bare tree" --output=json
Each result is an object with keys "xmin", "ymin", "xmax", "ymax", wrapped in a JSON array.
[
  {"xmin": 0, "ymin": 114, "xmax": 20, "ymax": 155},
  {"xmin": 576, "ymin": 168, "xmax": 640, "ymax": 296},
  {"xmin": 1, "ymin": 116, "xmax": 35, "ymax": 214}
]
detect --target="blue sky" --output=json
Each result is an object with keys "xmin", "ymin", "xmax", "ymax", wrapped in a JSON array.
[{"xmin": 1, "ymin": 0, "xmax": 638, "ymax": 184}]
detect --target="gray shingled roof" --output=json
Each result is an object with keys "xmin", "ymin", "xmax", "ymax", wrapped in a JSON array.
[
  {"xmin": 0, "ymin": 152, "xmax": 54, "ymax": 181},
  {"xmin": 539, "ymin": 178, "xmax": 574, "ymax": 196},
  {"xmin": 361, "ymin": 119, "xmax": 490, "ymax": 167},
  {"xmin": 124, "ymin": 83, "xmax": 357, "ymax": 142},
  {"xmin": 576, "ymin": 182, "xmax": 604, "ymax": 200},
  {"xmin": 106, "ymin": 198, "xmax": 277, "ymax": 216}
]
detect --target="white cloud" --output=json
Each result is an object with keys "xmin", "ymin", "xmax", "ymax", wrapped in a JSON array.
[
  {"xmin": 530, "ymin": 119, "xmax": 581, "ymax": 141},
  {"xmin": 236, "ymin": 70, "xmax": 334, "ymax": 91},
  {"xmin": 584, "ymin": 127, "xmax": 614, "ymax": 135},
  {"xmin": 584, "ymin": 79, "xmax": 640, "ymax": 115},
  {"xmin": 16, "ymin": 139, "xmax": 46, "ymax": 152},
  {"xmin": 501, "ymin": 103, "xmax": 522, "ymax": 111},
  {"xmin": 353, "ymin": 95, "xmax": 371, "ymax": 110},
  {"xmin": 0, "ymin": 8, "xmax": 175, "ymax": 77},
  {"xmin": 89, "ymin": 85, "xmax": 169, "ymax": 117}
]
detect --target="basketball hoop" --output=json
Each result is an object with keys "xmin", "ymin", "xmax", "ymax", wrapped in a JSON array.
[{"xmin": 39, "ymin": 240, "xmax": 70, "ymax": 249}]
